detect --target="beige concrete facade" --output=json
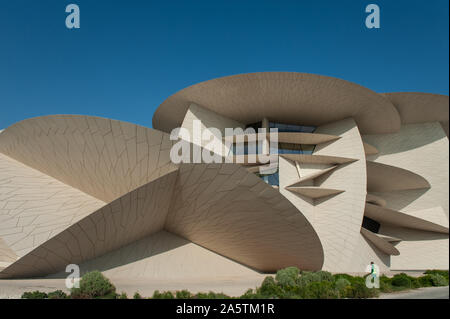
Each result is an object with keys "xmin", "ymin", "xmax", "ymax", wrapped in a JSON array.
[{"xmin": 0, "ymin": 72, "xmax": 448, "ymax": 280}]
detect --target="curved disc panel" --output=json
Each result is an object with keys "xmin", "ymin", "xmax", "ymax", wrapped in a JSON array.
[
  {"xmin": 153, "ymin": 72, "xmax": 401, "ymax": 134},
  {"xmin": 165, "ymin": 163, "xmax": 324, "ymax": 272},
  {"xmin": 382, "ymin": 92, "xmax": 449, "ymax": 124},
  {"xmin": 0, "ymin": 115, "xmax": 178, "ymax": 202}
]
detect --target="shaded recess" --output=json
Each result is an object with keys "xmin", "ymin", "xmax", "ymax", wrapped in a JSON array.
[
  {"xmin": 224, "ymin": 132, "xmax": 339, "ymax": 145},
  {"xmin": 366, "ymin": 193, "xmax": 387, "ymax": 207},
  {"xmin": 280, "ymin": 154, "xmax": 356, "ymax": 165},
  {"xmin": 286, "ymin": 186, "xmax": 344, "ymax": 200},
  {"xmin": 364, "ymin": 203, "xmax": 449, "ymax": 234},
  {"xmin": 363, "ymin": 142, "xmax": 378, "ymax": 155},
  {"xmin": 286, "ymin": 165, "xmax": 339, "ymax": 187}
]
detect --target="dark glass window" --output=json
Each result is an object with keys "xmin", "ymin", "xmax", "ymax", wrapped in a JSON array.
[
  {"xmin": 231, "ymin": 141, "xmax": 259, "ymax": 155},
  {"xmin": 362, "ymin": 216, "xmax": 380, "ymax": 233},
  {"xmin": 256, "ymin": 170, "xmax": 279, "ymax": 186},
  {"xmin": 245, "ymin": 122, "xmax": 262, "ymax": 131},
  {"xmin": 274, "ymin": 142, "xmax": 315, "ymax": 155},
  {"xmin": 268, "ymin": 122, "xmax": 316, "ymax": 133}
]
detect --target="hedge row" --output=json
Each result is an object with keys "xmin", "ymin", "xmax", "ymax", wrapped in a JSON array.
[{"xmin": 21, "ymin": 268, "xmax": 449, "ymax": 299}]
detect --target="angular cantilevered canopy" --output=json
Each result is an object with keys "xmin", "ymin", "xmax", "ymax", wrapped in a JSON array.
[
  {"xmin": 360, "ymin": 227, "xmax": 400, "ymax": 256},
  {"xmin": 364, "ymin": 203, "xmax": 449, "ymax": 234},
  {"xmin": 366, "ymin": 161, "xmax": 430, "ymax": 192}
]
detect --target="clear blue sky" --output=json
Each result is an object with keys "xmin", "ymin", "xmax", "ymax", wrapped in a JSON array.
[{"xmin": 0, "ymin": 0, "xmax": 448, "ymax": 129}]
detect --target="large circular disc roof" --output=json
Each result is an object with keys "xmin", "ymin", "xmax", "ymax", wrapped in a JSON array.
[{"xmin": 152, "ymin": 72, "xmax": 401, "ymax": 134}]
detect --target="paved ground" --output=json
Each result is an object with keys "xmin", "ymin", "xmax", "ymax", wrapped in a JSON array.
[{"xmin": 377, "ymin": 286, "xmax": 449, "ymax": 299}]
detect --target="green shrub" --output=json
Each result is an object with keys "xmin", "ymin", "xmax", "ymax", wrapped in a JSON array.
[
  {"xmin": 379, "ymin": 275, "xmax": 393, "ymax": 292},
  {"xmin": 410, "ymin": 277, "xmax": 421, "ymax": 288},
  {"xmin": 333, "ymin": 273, "xmax": 355, "ymax": 282},
  {"xmin": 21, "ymin": 291, "xmax": 48, "ymax": 299},
  {"xmin": 430, "ymin": 274, "xmax": 448, "ymax": 287},
  {"xmin": 193, "ymin": 292, "xmax": 209, "ymax": 299},
  {"xmin": 417, "ymin": 273, "xmax": 448, "ymax": 287},
  {"xmin": 315, "ymin": 270, "xmax": 334, "ymax": 282},
  {"xmin": 117, "ymin": 292, "xmax": 128, "ymax": 299},
  {"xmin": 259, "ymin": 276, "xmax": 283, "ymax": 298},
  {"xmin": 297, "ymin": 272, "xmax": 321, "ymax": 288},
  {"xmin": 335, "ymin": 278, "xmax": 351, "ymax": 297},
  {"xmin": 301, "ymin": 281, "xmax": 338, "ymax": 299},
  {"xmin": 239, "ymin": 289, "xmax": 261, "ymax": 299},
  {"xmin": 418, "ymin": 275, "xmax": 434, "ymax": 287},
  {"xmin": 47, "ymin": 290, "xmax": 68, "ymax": 299},
  {"xmin": 152, "ymin": 290, "xmax": 174, "ymax": 299},
  {"xmin": 203, "ymin": 292, "xmax": 230, "ymax": 299},
  {"xmin": 70, "ymin": 271, "xmax": 116, "ymax": 299},
  {"xmin": 424, "ymin": 270, "xmax": 449, "ymax": 280},
  {"xmin": 191, "ymin": 291, "xmax": 230, "ymax": 299},
  {"xmin": 334, "ymin": 274, "xmax": 365, "ymax": 287},
  {"xmin": 346, "ymin": 282, "xmax": 378, "ymax": 299},
  {"xmin": 275, "ymin": 267, "xmax": 300, "ymax": 287},
  {"xmin": 175, "ymin": 290, "xmax": 192, "ymax": 299},
  {"xmin": 391, "ymin": 273, "xmax": 412, "ymax": 288},
  {"xmin": 133, "ymin": 292, "xmax": 142, "ymax": 299}
]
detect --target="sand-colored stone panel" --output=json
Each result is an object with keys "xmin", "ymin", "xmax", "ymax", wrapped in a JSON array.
[
  {"xmin": 165, "ymin": 163, "xmax": 324, "ymax": 272},
  {"xmin": 0, "ymin": 171, "xmax": 178, "ymax": 279},
  {"xmin": 366, "ymin": 161, "xmax": 430, "ymax": 192},
  {"xmin": 382, "ymin": 92, "xmax": 449, "ymax": 124},
  {"xmin": 153, "ymin": 72, "xmax": 401, "ymax": 134},
  {"xmin": 360, "ymin": 228, "xmax": 400, "ymax": 256},
  {"xmin": 365, "ymin": 203, "xmax": 449, "ymax": 234},
  {"xmin": 0, "ymin": 115, "xmax": 178, "ymax": 203}
]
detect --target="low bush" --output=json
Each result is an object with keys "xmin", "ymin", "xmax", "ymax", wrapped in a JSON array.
[
  {"xmin": 301, "ymin": 281, "xmax": 338, "ymax": 299},
  {"xmin": 418, "ymin": 275, "xmax": 434, "ymax": 287},
  {"xmin": 118, "ymin": 292, "xmax": 128, "ymax": 299},
  {"xmin": 391, "ymin": 273, "xmax": 412, "ymax": 288},
  {"xmin": 239, "ymin": 289, "xmax": 263, "ymax": 299},
  {"xmin": 193, "ymin": 291, "xmax": 230, "ymax": 299},
  {"xmin": 424, "ymin": 270, "xmax": 449, "ymax": 280},
  {"xmin": 333, "ymin": 273, "xmax": 355, "ymax": 282},
  {"xmin": 429, "ymin": 274, "xmax": 448, "ymax": 287},
  {"xmin": 133, "ymin": 292, "xmax": 142, "ymax": 299},
  {"xmin": 175, "ymin": 290, "xmax": 192, "ymax": 299},
  {"xmin": 47, "ymin": 290, "xmax": 68, "ymax": 299},
  {"xmin": 346, "ymin": 282, "xmax": 378, "ymax": 299},
  {"xmin": 21, "ymin": 291, "xmax": 48, "ymax": 299},
  {"xmin": 275, "ymin": 267, "xmax": 300, "ymax": 288},
  {"xmin": 297, "ymin": 272, "xmax": 321, "ymax": 288},
  {"xmin": 258, "ymin": 276, "xmax": 283, "ymax": 298},
  {"xmin": 410, "ymin": 277, "xmax": 421, "ymax": 289},
  {"xmin": 152, "ymin": 290, "xmax": 174, "ymax": 299},
  {"xmin": 335, "ymin": 278, "xmax": 351, "ymax": 297},
  {"xmin": 315, "ymin": 270, "xmax": 334, "ymax": 283},
  {"xmin": 379, "ymin": 275, "xmax": 393, "ymax": 292},
  {"xmin": 70, "ymin": 271, "xmax": 117, "ymax": 299}
]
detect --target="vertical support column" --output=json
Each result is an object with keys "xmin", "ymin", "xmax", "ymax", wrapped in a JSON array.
[{"xmin": 261, "ymin": 118, "xmax": 270, "ymax": 156}]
